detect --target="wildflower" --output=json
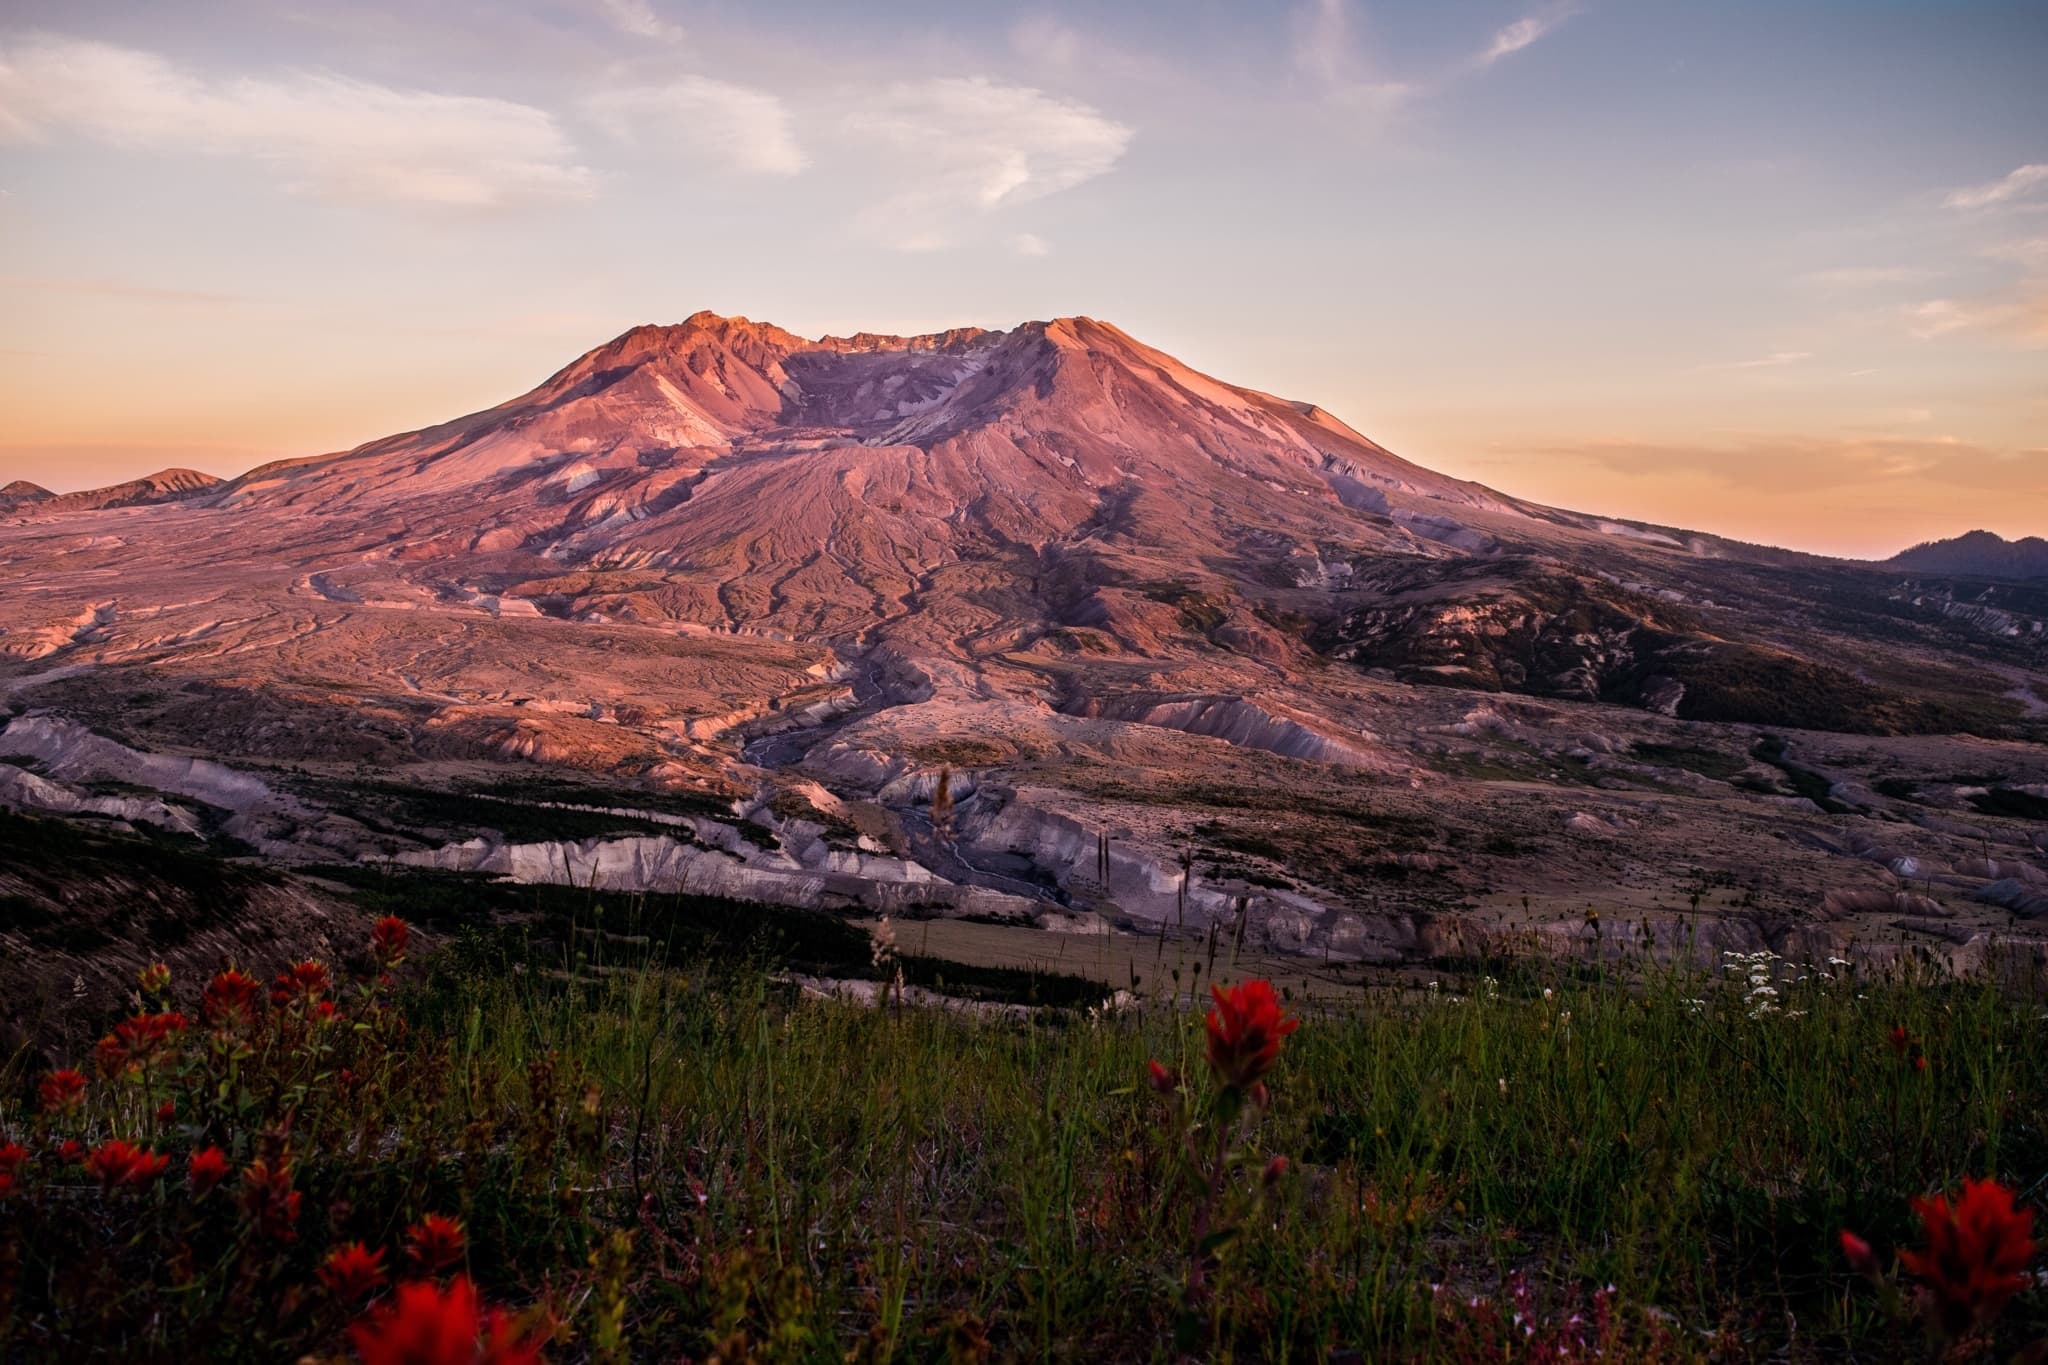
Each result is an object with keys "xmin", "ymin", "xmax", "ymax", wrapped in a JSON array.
[
  {"xmin": 316, "ymin": 999, "xmax": 341, "ymax": 1023},
  {"xmin": 1203, "ymin": 979, "xmax": 1299, "ymax": 1092},
  {"xmin": 241, "ymin": 1158, "xmax": 303, "ymax": 1240},
  {"xmin": 271, "ymin": 959, "xmax": 333, "ymax": 1006},
  {"xmin": 201, "ymin": 970, "xmax": 263, "ymax": 1028},
  {"xmin": 188, "ymin": 1146, "xmax": 231, "ymax": 1195},
  {"xmin": 349, "ymin": 1276, "xmax": 546, "ymax": 1365},
  {"xmin": 55, "ymin": 1139, "xmax": 83, "ymax": 1165},
  {"xmin": 1898, "ymin": 1178, "xmax": 2037, "ymax": 1337},
  {"xmin": 1263, "ymin": 1155, "xmax": 1290, "ymax": 1187},
  {"xmin": 156, "ymin": 1100, "xmax": 176, "ymax": 1125},
  {"xmin": 319, "ymin": 1241, "xmax": 390, "ymax": 1301},
  {"xmin": 0, "ymin": 1142, "xmax": 27, "ymax": 1177},
  {"xmin": 406, "ymin": 1213, "xmax": 467, "ymax": 1272},
  {"xmin": 38, "ymin": 1068, "xmax": 87, "ymax": 1115},
  {"xmin": 85, "ymin": 1139, "xmax": 170, "ymax": 1188},
  {"xmin": 138, "ymin": 961, "xmax": 172, "ymax": 997},
  {"xmin": 94, "ymin": 1011, "xmax": 188, "ymax": 1078},
  {"xmin": 372, "ymin": 916, "xmax": 410, "ymax": 967},
  {"xmin": 1840, "ymin": 1230, "xmax": 1880, "ymax": 1278},
  {"xmin": 1145, "ymin": 1059, "xmax": 1178, "ymax": 1094}
]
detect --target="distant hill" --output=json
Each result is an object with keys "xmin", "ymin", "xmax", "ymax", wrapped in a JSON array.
[
  {"xmin": 0, "ymin": 480, "xmax": 53, "ymax": 511},
  {"xmin": 1888, "ymin": 530, "xmax": 2048, "ymax": 580},
  {"xmin": 2, "ymin": 468, "xmax": 224, "ymax": 516}
]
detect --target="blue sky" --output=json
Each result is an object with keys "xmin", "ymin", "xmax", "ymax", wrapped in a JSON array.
[{"xmin": 1, "ymin": 0, "xmax": 2043, "ymax": 555}]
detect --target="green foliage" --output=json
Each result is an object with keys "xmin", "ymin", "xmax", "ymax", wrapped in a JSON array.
[{"xmin": 3, "ymin": 937, "xmax": 2044, "ymax": 1361}]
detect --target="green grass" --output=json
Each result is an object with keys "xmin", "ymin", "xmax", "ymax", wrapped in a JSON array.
[{"xmin": 4, "ymin": 914, "xmax": 2045, "ymax": 1360}]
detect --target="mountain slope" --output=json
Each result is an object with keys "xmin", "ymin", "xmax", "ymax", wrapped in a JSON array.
[
  {"xmin": 1, "ymin": 311, "xmax": 2044, "ymax": 973},
  {"xmin": 1889, "ymin": 530, "xmax": 2048, "ymax": 581},
  {"xmin": 0, "ymin": 313, "xmax": 2037, "ymax": 738}
]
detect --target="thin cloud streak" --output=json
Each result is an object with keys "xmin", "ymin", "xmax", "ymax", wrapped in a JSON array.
[
  {"xmin": 585, "ymin": 78, "xmax": 806, "ymax": 176},
  {"xmin": 1477, "ymin": 6, "xmax": 1579, "ymax": 67},
  {"xmin": 838, "ymin": 77, "xmax": 1131, "ymax": 252},
  {"xmin": 1292, "ymin": 0, "xmax": 1579, "ymax": 120},
  {"xmin": 0, "ymin": 35, "xmax": 594, "ymax": 208},
  {"xmin": 589, "ymin": 0, "xmax": 684, "ymax": 43},
  {"xmin": 1944, "ymin": 163, "xmax": 2048, "ymax": 211}
]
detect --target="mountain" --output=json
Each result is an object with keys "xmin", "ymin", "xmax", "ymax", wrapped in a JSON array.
[
  {"xmin": 1889, "ymin": 530, "xmax": 2048, "ymax": 581},
  {"xmin": 3, "ymin": 468, "xmax": 222, "ymax": 517},
  {"xmin": 0, "ymin": 480, "xmax": 52, "ymax": 511},
  {"xmin": 2, "ymin": 312, "xmax": 2045, "ymax": 981}
]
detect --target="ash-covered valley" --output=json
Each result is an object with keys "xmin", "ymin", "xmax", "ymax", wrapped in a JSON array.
[{"xmin": 4, "ymin": 312, "xmax": 2046, "ymax": 1032}]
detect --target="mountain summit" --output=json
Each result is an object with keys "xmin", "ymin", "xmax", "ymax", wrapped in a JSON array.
[
  {"xmin": 0, "ymin": 309, "xmax": 2042, "ymax": 985},
  {"xmin": 0, "ymin": 312, "xmax": 2038, "ymax": 737}
]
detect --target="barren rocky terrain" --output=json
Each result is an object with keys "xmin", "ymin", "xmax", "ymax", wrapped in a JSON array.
[{"xmin": 4, "ymin": 311, "xmax": 2045, "ymax": 1025}]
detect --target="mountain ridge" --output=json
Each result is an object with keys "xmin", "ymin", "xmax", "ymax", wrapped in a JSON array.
[{"xmin": 1888, "ymin": 529, "xmax": 2048, "ymax": 581}]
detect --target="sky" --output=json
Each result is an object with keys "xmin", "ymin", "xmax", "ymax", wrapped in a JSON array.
[{"xmin": 0, "ymin": 0, "xmax": 2043, "ymax": 559}]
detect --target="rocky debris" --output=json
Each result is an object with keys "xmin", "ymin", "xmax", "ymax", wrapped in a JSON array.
[
  {"xmin": 1977, "ymin": 879, "xmax": 2048, "ymax": 919},
  {"xmin": 0, "ymin": 765, "xmax": 205, "ymax": 837},
  {"xmin": 1069, "ymin": 693, "xmax": 1400, "ymax": 772},
  {"xmin": 393, "ymin": 832, "xmax": 1038, "ymax": 920},
  {"xmin": 1821, "ymin": 887, "xmax": 1949, "ymax": 918},
  {"xmin": 1565, "ymin": 811, "xmax": 1631, "ymax": 837}
]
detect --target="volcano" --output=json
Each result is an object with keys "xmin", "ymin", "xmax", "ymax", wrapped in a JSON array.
[{"xmin": 3, "ymin": 313, "xmax": 2044, "ymax": 996}]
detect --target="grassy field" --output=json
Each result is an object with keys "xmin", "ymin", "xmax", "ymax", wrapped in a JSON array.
[{"xmin": 1, "ymin": 902, "xmax": 2044, "ymax": 1361}]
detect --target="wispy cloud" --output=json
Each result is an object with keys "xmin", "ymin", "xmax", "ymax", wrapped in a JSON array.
[
  {"xmin": 839, "ymin": 78, "xmax": 1131, "ymax": 251},
  {"xmin": 585, "ymin": 79, "xmax": 805, "ymax": 176},
  {"xmin": 1902, "ymin": 231, "xmax": 2048, "ymax": 346},
  {"xmin": 1944, "ymin": 163, "xmax": 2048, "ymax": 211},
  {"xmin": 1694, "ymin": 350, "xmax": 1813, "ymax": 372},
  {"xmin": 0, "ymin": 36, "xmax": 593, "ymax": 209},
  {"xmin": 590, "ymin": 0, "xmax": 684, "ymax": 43},
  {"xmin": 1902, "ymin": 292, "xmax": 2048, "ymax": 344},
  {"xmin": 1290, "ymin": 0, "xmax": 1419, "ymax": 114},
  {"xmin": 1292, "ymin": 0, "xmax": 1578, "ymax": 118},
  {"xmin": 1477, "ymin": 6, "xmax": 1579, "ymax": 67},
  {"xmin": 1802, "ymin": 265, "xmax": 1933, "ymax": 288},
  {"xmin": 1539, "ymin": 434, "xmax": 2024, "ymax": 496},
  {"xmin": 1011, "ymin": 232, "xmax": 1050, "ymax": 257}
]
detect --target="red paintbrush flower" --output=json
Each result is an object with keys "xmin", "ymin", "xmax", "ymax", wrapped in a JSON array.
[
  {"xmin": 138, "ymin": 960, "xmax": 172, "ymax": 996},
  {"xmin": 1145, "ymin": 1059, "xmax": 1178, "ymax": 1094},
  {"xmin": 156, "ymin": 1099, "xmax": 176, "ymax": 1125},
  {"xmin": 0, "ymin": 1142, "xmax": 27, "ymax": 1177},
  {"xmin": 55, "ymin": 1139, "xmax": 83, "ymax": 1165},
  {"xmin": 319, "ymin": 1241, "xmax": 390, "ymax": 1300},
  {"xmin": 348, "ymin": 1275, "xmax": 546, "ymax": 1365},
  {"xmin": 188, "ymin": 1145, "xmax": 231, "ymax": 1195},
  {"xmin": 1840, "ymin": 1229, "xmax": 1880, "ymax": 1278},
  {"xmin": 372, "ymin": 916, "xmax": 410, "ymax": 968},
  {"xmin": 272, "ymin": 959, "xmax": 333, "ymax": 1006},
  {"xmin": 85, "ymin": 1138, "xmax": 169, "ymax": 1188},
  {"xmin": 38, "ymin": 1068, "xmax": 87, "ymax": 1115},
  {"xmin": 94, "ymin": 1011, "xmax": 188, "ymax": 1078},
  {"xmin": 240, "ymin": 1158, "xmax": 302, "ymax": 1240},
  {"xmin": 202, "ymin": 970, "xmax": 264, "ymax": 1027},
  {"xmin": 406, "ymin": 1213, "xmax": 467, "ymax": 1273},
  {"xmin": 1203, "ymin": 979, "xmax": 1300, "ymax": 1092},
  {"xmin": 1898, "ymin": 1177, "xmax": 2037, "ymax": 1337}
]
